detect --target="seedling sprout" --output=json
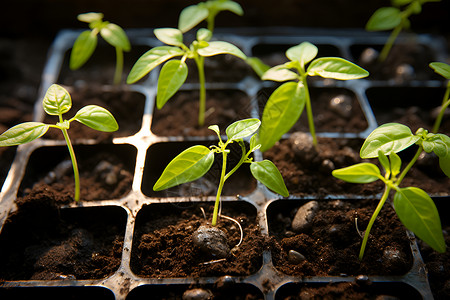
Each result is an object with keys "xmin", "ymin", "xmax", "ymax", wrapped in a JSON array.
[{"xmin": 429, "ymin": 62, "xmax": 450, "ymax": 133}]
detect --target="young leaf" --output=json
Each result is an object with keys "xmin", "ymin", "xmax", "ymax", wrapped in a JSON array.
[
  {"xmin": 127, "ymin": 46, "xmax": 185, "ymax": 84},
  {"xmin": 390, "ymin": 152, "xmax": 402, "ymax": 177},
  {"xmin": 156, "ymin": 60, "xmax": 188, "ymax": 109},
  {"xmin": 208, "ymin": 125, "xmax": 221, "ymax": 137},
  {"xmin": 211, "ymin": 0, "xmax": 244, "ymax": 16},
  {"xmin": 394, "ymin": 187, "xmax": 446, "ymax": 253},
  {"xmin": 250, "ymin": 160, "xmax": 289, "ymax": 197},
  {"xmin": 73, "ymin": 105, "xmax": 119, "ymax": 132},
  {"xmin": 262, "ymin": 65, "xmax": 298, "ymax": 82},
  {"xmin": 154, "ymin": 28, "xmax": 184, "ymax": 47},
  {"xmin": 249, "ymin": 134, "xmax": 261, "ymax": 152},
  {"xmin": 0, "ymin": 122, "xmax": 49, "ymax": 146},
  {"xmin": 178, "ymin": 4, "xmax": 209, "ymax": 33},
  {"xmin": 378, "ymin": 150, "xmax": 390, "ymax": 175},
  {"xmin": 332, "ymin": 163, "xmax": 382, "ymax": 183},
  {"xmin": 43, "ymin": 84, "xmax": 72, "ymax": 116},
  {"xmin": 100, "ymin": 23, "xmax": 131, "ymax": 51},
  {"xmin": 197, "ymin": 41, "xmax": 247, "ymax": 60},
  {"xmin": 286, "ymin": 42, "xmax": 318, "ymax": 69},
  {"xmin": 259, "ymin": 82, "xmax": 306, "ymax": 152},
  {"xmin": 153, "ymin": 145, "xmax": 214, "ymax": 191},
  {"xmin": 439, "ymin": 154, "xmax": 450, "ymax": 177},
  {"xmin": 78, "ymin": 12, "xmax": 103, "ymax": 23},
  {"xmin": 226, "ymin": 118, "xmax": 261, "ymax": 141},
  {"xmin": 197, "ymin": 28, "xmax": 212, "ymax": 42},
  {"xmin": 307, "ymin": 57, "xmax": 369, "ymax": 80},
  {"xmin": 360, "ymin": 123, "xmax": 420, "ymax": 158},
  {"xmin": 429, "ymin": 62, "xmax": 450, "ymax": 79},
  {"xmin": 70, "ymin": 30, "xmax": 98, "ymax": 70},
  {"xmin": 366, "ymin": 7, "xmax": 402, "ymax": 31}
]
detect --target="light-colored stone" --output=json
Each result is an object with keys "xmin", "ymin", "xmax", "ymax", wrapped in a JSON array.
[{"xmin": 291, "ymin": 201, "xmax": 319, "ymax": 232}]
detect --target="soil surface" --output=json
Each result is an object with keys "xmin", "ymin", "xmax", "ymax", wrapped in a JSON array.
[
  {"xmin": 268, "ymin": 199, "xmax": 413, "ymax": 276},
  {"xmin": 130, "ymin": 201, "xmax": 265, "ymax": 278}
]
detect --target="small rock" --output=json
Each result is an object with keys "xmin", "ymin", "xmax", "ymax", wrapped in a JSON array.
[
  {"xmin": 43, "ymin": 160, "xmax": 72, "ymax": 184},
  {"xmin": 320, "ymin": 159, "xmax": 335, "ymax": 173},
  {"xmin": 288, "ymin": 250, "xmax": 306, "ymax": 264},
  {"xmin": 291, "ymin": 201, "xmax": 319, "ymax": 232},
  {"xmin": 192, "ymin": 225, "xmax": 229, "ymax": 258},
  {"xmin": 383, "ymin": 246, "xmax": 405, "ymax": 265},
  {"xmin": 289, "ymin": 132, "xmax": 316, "ymax": 162},
  {"xmin": 215, "ymin": 275, "xmax": 235, "ymax": 289},
  {"xmin": 182, "ymin": 288, "xmax": 213, "ymax": 300},
  {"xmin": 355, "ymin": 274, "xmax": 369, "ymax": 284},
  {"xmin": 359, "ymin": 47, "xmax": 379, "ymax": 65},
  {"xmin": 394, "ymin": 63, "xmax": 415, "ymax": 83},
  {"xmin": 329, "ymin": 94, "xmax": 353, "ymax": 118}
]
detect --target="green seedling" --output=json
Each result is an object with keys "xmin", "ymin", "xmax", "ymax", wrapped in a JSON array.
[
  {"xmin": 70, "ymin": 12, "xmax": 131, "ymax": 85},
  {"xmin": 127, "ymin": 27, "xmax": 247, "ymax": 127},
  {"xmin": 333, "ymin": 122, "xmax": 449, "ymax": 260},
  {"xmin": 153, "ymin": 118, "xmax": 288, "ymax": 227},
  {"xmin": 366, "ymin": 0, "xmax": 441, "ymax": 62},
  {"xmin": 259, "ymin": 41, "xmax": 369, "ymax": 151},
  {"xmin": 0, "ymin": 84, "xmax": 119, "ymax": 201},
  {"xmin": 429, "ymin": 62, "xmax": 450, "ymax": 133}
]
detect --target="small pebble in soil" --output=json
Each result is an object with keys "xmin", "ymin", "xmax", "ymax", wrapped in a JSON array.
[
  {"xmin": 215, "ymin": 275, "xmax": 236, "ymax": 289},
  {"xmin": 320, "ymin": 159, "xmax": 335, "ymax": 173},
  {"xmin": 289, "ymin": 132, "xmax": 316, "ymax": 162},
  {"xmin": 95, "ymin": 160, "xmax": 118, "ymax": 185},
  {"xmin": 291, "ymin": 201, "xmax": 319, "ymax": 232},
  {"xmin": 329, "ymin": 94, "xmax": 353, "ymax": 118},
  {"xmin": 382, "ymin": 246, "xmax": 405, "ymax": 265},
  {"xmin": 355, "ymin": 274, "xmax": 370, "ymax": 284},
  {"xmin": 394, "ymin": 63, "xmax": 415, "ymax": 83},
  {"xmin": 359, "ymin": 47, "xmax": 379, "ymax": 65},
  {"xmin": 288, "ymin": 249, "xmax": 306, "ymax": 264},
  {"xmin": 192, "ymin": 225, "xmax": 230, "ymax": 258},
  {"xmin": 182, "ymin": 288, "xmax": 213, "ymax": 300},
  {"xmin": 43, "ymin": 159, "xmax": 72, "ymax": 184}
]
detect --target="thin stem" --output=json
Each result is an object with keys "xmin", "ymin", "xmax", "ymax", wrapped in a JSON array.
[
  {"xmin": 396, "ymin": 146, "xmax": 423, "ymax": 186},
  {"xmin": 207, "ymin": 13, "xmax": 216, "ymax": 34},
  {"xmin": 61, "ymin": 128, "xmax": 80, "ymax": 201},
  {"xmin": 113, "ymin": 47, "xmax": 124, "ymax": 85},
  {"xmin": 301, "ymin": 76, "xmax": 317, "ymax": 146},
  {"xmin": 432, "ymin": 81, "xmax": 450, "ymax": 133},
  {"xmin": 224, "ymin": 141, "xmax": 247, "ymax": 182},
  {"xmin": 195, "ymin": 55, "xmax": 206, "ymax": 127},
  {"xmin": 378, "ymin": 24, "xmax": 402, "ymax": 62},
  {"xmin": 359, "ymin": 184, "xmax": 391, "ymax": 260},
  {"xmin": 212, "ymin": 150, "xmax": 227, "ymax": 226}
]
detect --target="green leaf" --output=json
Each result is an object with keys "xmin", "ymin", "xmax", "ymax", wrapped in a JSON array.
[
  {"xmin": 249, "ymin": 134, "xmax": 261, "ymax": 152},
  {"xmin": 429, "ymin": 62, "xmax": 450, "ymax": 79},
  {"xmin": 154, "ymin": 28, "xmax": 184, "ymax": 47},
  {"xmin": 394, "ymin": 187, "xmax": 446, "ymax": 253},
  {"xmin": 332, "ymin": 163, "xmax": 382, "ymax": 183},
  {"xmin": 197, "ymin": 28, "xmax": 212, "ymax": 42},
  {"xmin": 0, "ymin": 122, "xmax": 49, "ymax": 146},
  {"xmin": 100, "ymin": 23, "xmax": 131, "ymax": 51},
  {"xmin": 43, "ymin": 84, "xmax": 72, "ymax": 116},
  {"xmin": 73, "ymin": 105, "xmax": 119, "ymax": 132},
  {"xmin": 250, "ymin": 160, "xmax": 289, "ymax": 197},
  {"xmin": 153, "ymin": 145, "xmax": 214, "ymax": 191},
  {"xmin": 262, "ymin": 65, "xmax": 298, "ymax": 82},
  {"xmin": 178, "ymin": 4, "xmax": 209, "ymax": 33},
  {"xmin": 366, "ymin": 7, "xmax": 402, "ymax": 31},
  {"xmin": 259, "ymin": 82, "xmax": 306, "ymax": 152},
  {"xmin": 378, "ymin": 150, "xmax": 390, "ymax": 175},
  {"xmin": 156, "ymin": 60, "xmax": 188, "ymax": 109},
  {"xmin": 307, "ymin": 57, "xmax": 369, "ymax": 80},
  {"xmin": 208, "ymin": 125, "xmax": 221, "ymax": 137},
  {"xmin": 439, "ymin": 154, "xmax": 450, "ymax": 177},
  {"xmin": 390, "ymin": 152, "xmax": 402, "ymax": 177},
  {"xmin": 286, "ymin": 42, "xmax": 318, "ymax": 69},
  {"xmin": 77, "ymin": 12, "xmax": 103, "ymax": 23},
  {"xmin": 70, "ymin": 30, "xmax": 98, "ymax": 70},
  {"xmin": 360, "ymin": 123, "xmax": 420, "ymax": 158},
  {"xmin": 246, "ymin": 57, "xmax": 270, "ymax": 78},
  {"xmin": 197, "ymin": 41, "xmax": 247, "ymax": 60},
  {"xmin": 226, "ymin": 118, "xmax": 261, "ymax": 141},
  {"xmin": 211, "ymin": 0, "xmax": 244, "ymax": 16},
  {"xmin": 127, "ymin": 46, "xmax": 185, "ymax": 84}
]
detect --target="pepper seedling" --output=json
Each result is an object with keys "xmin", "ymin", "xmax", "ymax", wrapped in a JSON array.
[
  {"xmin": 0, "ymin": 84, "xmax": 119, "ymax": 201},
  {"xmin": 332, "ymin": 122, "xmax": 449, "ymax": 260},
  {"xmin": 154, "ymin": 118, "xmax": 288, "ymax": 231},
  {"xmin": 429, "ymin": 62, "xmax": 450, "ymax": 133},
  {"xmin": 366, "ymin": 0, "xmax": 441, "ymax": 62},
  {"xmin": 259, "ymin": 42, "xmax": 369, "ymax": 151},
  {"xmin": 127, "ymin": 27, "xmax": 247, "ymax": 127},
  {"xmin": 70, "ymin": 12, "xmax": 131, "ymax": 85}
]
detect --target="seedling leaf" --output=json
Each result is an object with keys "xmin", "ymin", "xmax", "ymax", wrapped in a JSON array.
[
  {"xmin": 178, "ymin": 4, "xmax": 209, "ymax": 33},
  {"xmin": 226, "ymin": 118, "xmax": 261, "ymax": 141},
  {"xmin": 430, "ymin": 62, "xmax": 450, "ymax": 79},
  {"xmin": 153, "ymin": 145, "xmax": 214, "ymax": 191},
  {"xmin": 394, "ymin": 187, "xmax": 446, "ymax": 253},
  {"xmin": 197, "ymin": 41, "xmax": 246, "ymax": 60},
  {"xmin": 70, "ymin": 30, "xmax": 98, "ymax": 70},
  {"xmin": 0, "ymin": 122, "xmax": 49, "ymax": 146},
  {"xmin": 78, "ymin": 12, "xmax": 103, "ymax": 23},
  {"xmin": 366, "ymin": 7, "xmax": 402, "ymax": 31},
  {"xmin": 212, "ymin": 0, "xmax": 244, "ymax": 16},
  {"xmin": 439, "ymin": 154, "xmax": 450, "ymax": 177},
  {"xmin": 100, "ymin": 23, "xmax": 131, "ymax": 51},
  {"xmin": 286, "ymin": 42, "xmax": 318, "ymax": 69},
  {"xmin": 307, "ymin": 57, "xmax": 369, "ymax": 80},
  {"xmin": 360, "ymin": 123, "xmax": 420, "ymax": 158},
  {"xmin": 73, "ymin": 105, "xmax": 119, "ymax": 132},
  {"xmin": 154, "ymin": 28, "xmax": 184, "ymax": 47},
  {"xmin": 262, "ymin": 65, "xmax": 298, "ymax": 82},
  {"xmin": 332, "ymin": 163, "xmax": 382, "ymax": 183},
  {"xmin": 250, "ymin": 160, "xmax": 289, "ymax": 197},
  {"xmin": 43, "ymin": 84, "xmax": 72, "ymax": 116},
  {"xmin": 157, "ymin": 60, "xmax": 188, "ymax": 109},
  {"xmin": 390, "ymin": 152, "xmax": 402, "ymax": 177}
]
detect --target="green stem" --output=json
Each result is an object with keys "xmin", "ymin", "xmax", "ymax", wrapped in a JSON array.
[
  {"xmin": 396, "ymin": 146, "xmax": 423, "ymax": 186},
  {"xmin": 207, "ymin": 13, "xmax": 216, "ymax": 34},
  {"xmin": 114, "ymin": 47, "xmax": 124, "ymax": 85},
  {"xmin": 432, "ymin": 81, "xmax": 450, "ymax": 133},
  {"xmin": 61, "ymin": 128, "xmax": 80, "ymax": 201},
  {"xmin": 301, "ymin": 76, "xmax": 317, "ymax": 146},
  {"xmin": 195, "ymin": 55, "xmax": 206, "ymax": 127},
  {"xmin": 378, "ymin": 24, "xmax": 402, "ymax": 62},
  {"xmin": 212, "ymin": 149, "xmax": 227, "ymax": 226},
  {"xmin": 359, "ymin": 184, "xmax": 391, "ymax": 260}
]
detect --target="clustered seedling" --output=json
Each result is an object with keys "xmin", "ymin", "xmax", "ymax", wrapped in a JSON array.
[
  {"xmin": 366, "ymin": 0, "xmax": 441, "ymax": 62},
  {"xmin": 70, "ymin": 12, "xmax": 131, "ymax": 85},
  {"xmin": 127, "ymin": 27, "xmax": 247, "ymax": 127},
  {"xmin": 429, "ymin": 62, "xmax": 450, "ymax": 133},
  {"xmin": 333, "ymin": 121, "xmax": 449, "ymax": 260},
  {"xmin": 0, "ymin": 84, "xmax": 119, "ymax": 201},
  {"xmin": 259, "ymin": 41, "xmax": 369, "ymax": 151}
]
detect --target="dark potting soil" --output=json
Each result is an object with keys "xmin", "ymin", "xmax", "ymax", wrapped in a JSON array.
[
  {"xmin": 0, "ymin": 194, "xmax": 126, "ymax": 281},
  {"xmin": 268, "ymin": 199, "xmax": 413, "ymax": 276},
  {"xmin": 43, "ymin": 86, "xmax": 145, "ymax": 141},
  {"xmin": 264, "ymin": 136, "xmax": 450, "ymax": 197},
  {"xmin": 130, "ymin": 202, "xmax": 265, "ymax": 278},
  {"xmin": 151, "ymin": 89, "xmax": 252, "ymax": 136}
]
